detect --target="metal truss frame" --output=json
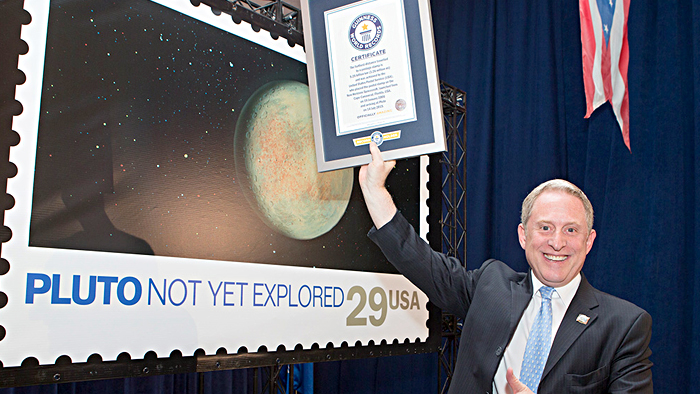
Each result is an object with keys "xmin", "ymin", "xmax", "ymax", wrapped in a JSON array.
[
  {"xmin": 195, "ymin": 0, "xmax": 304, "ymax": 46},
  {"xmin": 254, "ymin": 364, "xmax": 293, "ymax": 394},
  {"xmin": 438, "ymin": 81, "xmax": 467, "ymax": 394}
]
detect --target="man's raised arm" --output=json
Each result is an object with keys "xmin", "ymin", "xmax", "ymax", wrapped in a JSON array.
[{"xmin": 358, "ymin": 142, "xmax": 398, "ymax": 229}]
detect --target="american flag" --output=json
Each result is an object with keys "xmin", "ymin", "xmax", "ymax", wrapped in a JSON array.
[{"xmin": 579, "ymin": 0, "xmax": 631, "ymax": 150}]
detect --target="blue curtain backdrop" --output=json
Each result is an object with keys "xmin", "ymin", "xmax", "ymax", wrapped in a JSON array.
[{"xmin": 430, "ymin": 0, "xmax": 700, "ymax": 393}]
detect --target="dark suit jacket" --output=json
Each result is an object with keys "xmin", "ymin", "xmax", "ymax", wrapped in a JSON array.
[{"xmin": 368, "ymin": 212, "xmax": 653, "ymax": 394}]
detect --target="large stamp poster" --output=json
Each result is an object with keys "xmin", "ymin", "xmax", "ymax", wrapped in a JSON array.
[{"xmin": 1, "ymin": 0, "xmax": 429, "ymax": 367}]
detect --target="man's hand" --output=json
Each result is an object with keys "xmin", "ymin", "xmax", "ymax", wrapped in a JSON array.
[
  {"xmin": 358, "ymin": 142, "xmax": 397, "ymax": 229},
  {"xmin": 506, "ymin": 368, "xmax": 535, "ymax": 394},
  {"xmin": 358, "ymin": 141, "xmax": 396, "ymax": 192}
]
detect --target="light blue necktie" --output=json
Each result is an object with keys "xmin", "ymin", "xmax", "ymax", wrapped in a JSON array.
[{"xmin": 520, "ymin": 286, "xmax": 555, "ymax": 393}]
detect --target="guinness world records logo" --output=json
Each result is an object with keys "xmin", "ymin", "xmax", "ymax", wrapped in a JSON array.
[{"xmin": 349, "ymin": 14, "xmax": 383, "ymax": 50}]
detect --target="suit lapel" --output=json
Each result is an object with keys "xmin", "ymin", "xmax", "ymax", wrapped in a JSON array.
[
  {"xmin": 541, "ymin": 274, "xmax": 599, "ymax": 381},
  {"xmin": 510, "ymin": 273, "xmax": 533, "ymax": 334}
]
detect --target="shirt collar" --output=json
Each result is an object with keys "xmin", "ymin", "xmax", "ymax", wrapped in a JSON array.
[{"xmin": 530, "ymin": 272, "xmax": 581, "ymax": 308}]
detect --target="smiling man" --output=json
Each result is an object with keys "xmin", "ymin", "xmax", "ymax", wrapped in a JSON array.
[
  {"xmin": 359, "ymin": 143, "xmax": 652, "ymax": 394},
  {"xmin": 517, "ymin": 181, "xmax": 596, "ymax": 289}
]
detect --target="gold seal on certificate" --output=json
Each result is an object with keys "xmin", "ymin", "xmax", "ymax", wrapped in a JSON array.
[{"xmin": 324, "ymin": 0, "xmax": 417, "ymax": 136}]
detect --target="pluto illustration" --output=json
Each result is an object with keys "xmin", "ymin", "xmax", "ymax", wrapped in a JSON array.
[{"xmin": 234, "ymin": 80, "xmax": 353, "ymax": 240}]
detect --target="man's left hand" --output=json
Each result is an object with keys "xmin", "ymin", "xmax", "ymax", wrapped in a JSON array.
[{"xmin": 506, "ymin": 368, "xmax": 535, "ymax": 394}]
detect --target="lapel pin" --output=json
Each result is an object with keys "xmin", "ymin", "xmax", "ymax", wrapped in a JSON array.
[{"xmin": 576, "ymin": 314, "xmax": 590, "ymax": 325}]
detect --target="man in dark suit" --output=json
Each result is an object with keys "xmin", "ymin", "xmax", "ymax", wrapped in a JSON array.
[{"xmin": 359, "ymin": 143, "xmax": 652, "ymax": 393}]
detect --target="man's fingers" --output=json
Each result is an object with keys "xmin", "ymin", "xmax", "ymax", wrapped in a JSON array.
[
  {"xmin": 506, "ymin": 368, "xmax": 533, "ymax": 394},
  {"xmin": 369, "ymin": 141, "xmax": 383, "ymax": 164},
  {"xmin": 368, "ymin": 141, "xmax": 397, "ymax": 168},
  {"xmin": 506, "ymin": 368, "xmax": 518, "ymax": 386}
]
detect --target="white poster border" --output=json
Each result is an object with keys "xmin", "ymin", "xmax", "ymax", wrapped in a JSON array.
[{"xmin": 1, "ymin": 0, "xmax": 430, "ymax": 367}]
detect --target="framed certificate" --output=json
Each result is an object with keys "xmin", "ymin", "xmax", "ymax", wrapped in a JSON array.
[{"xmin": 301, "ymin": 0, "xmax": 446, "ymax": 172}]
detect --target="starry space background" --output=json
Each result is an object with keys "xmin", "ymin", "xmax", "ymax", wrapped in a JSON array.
[{"xmin": 28, "ymin": 0, "xmax": 422, "ymax": 273}]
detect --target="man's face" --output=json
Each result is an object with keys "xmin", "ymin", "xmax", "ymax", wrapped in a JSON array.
[{"xmin": 518, "ymin": 190, "xmax": 596, "ymax": 288}]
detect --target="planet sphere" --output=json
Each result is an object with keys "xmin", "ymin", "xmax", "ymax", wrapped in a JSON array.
[{"xmin": 234, "ymin": 80, "xmax": 353, "ymax": 240}]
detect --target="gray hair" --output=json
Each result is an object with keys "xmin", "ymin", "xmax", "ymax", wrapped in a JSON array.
[{"xmin": 521, "ymin": 179, "xmax": 594, "ymax": 231}]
